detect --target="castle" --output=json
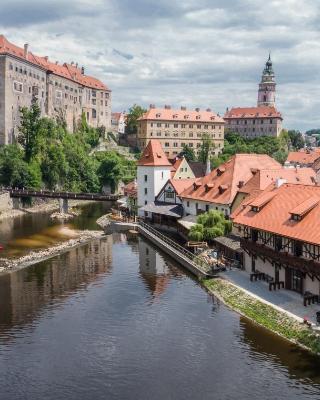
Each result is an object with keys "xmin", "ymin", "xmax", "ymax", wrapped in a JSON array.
[
  {"xmin": 0, "ymin": 35, "xmax": 112, "ymax": 144},
  {"xmin": 224, "ymin": 55, "xmax": 283, "ymax": 138}
]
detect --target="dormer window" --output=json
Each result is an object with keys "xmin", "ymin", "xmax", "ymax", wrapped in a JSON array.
[
  {"xmin": 289, "ymin": 196, "xmax": 319, "ymax": 221},
  {"xmin": 193, "ymin": 182, "xmax": 201, "ymax": 190},
  {"xmin": 196, "ymin": 115, "xmax": 201, "ymax": 120},
  {"xmin": 205, "ymin": 183, "xmax": 214, "ymax": 192},
  {"xmin": 218, "ymin": 185, "xmax": 228, "ymax": 194},
  {"xmin": 156, "ymin": 113, "xmax": 161, "ymax": 118}
]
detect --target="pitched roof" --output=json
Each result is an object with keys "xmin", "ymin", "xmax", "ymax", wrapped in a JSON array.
[
  {"xmin": 224, "ymin": 106, "xmax": 282, "ymax": 119},
  {"xmin": 137, "ymin": 139, "xmax": 172, "ymax": 167},
  {"xmin": 180, "ymin": 154, "xmax": 281, "ymax": 206},
  {"xmin": 233, "ymin": 184, "xmax": 320, "ymax": 245},
  {"xmin": 170, "ymin": 178, "xmax": 196, "ymax": 195},
  {"xmin": 0, "ymin": 35, "xmax": 108, "ymax": 91},
  {"xmin": 286, "ymin": 149, "xmax": 320, "ymax": 165},
  {"xmin": 239, "ymin": 167, "xmax": 316, "ymax": 195},
  {"xmin": 138, "ymin": 107, "xmax": 225, "ymax": 123},
  {"xmin": 189, "ymin": 161, "xmax": 207, "ymax": 178}
]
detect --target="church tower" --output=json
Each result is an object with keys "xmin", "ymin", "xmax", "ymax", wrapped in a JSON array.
[{"xmin": 257, "ymin": 54, "xmax": 276, "ymax": 107}]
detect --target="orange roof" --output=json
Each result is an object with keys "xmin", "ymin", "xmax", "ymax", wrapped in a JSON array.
[
  {"xmin": 250, "ymin": 191, "xmax": 277, "ymax": 208},
  {"xmin": 224, "ymin": 106, "xmax": 282, "ymax": 119},
  {"xmin": 170, "ymin": 178, "xmax": 196, "ymax": 195},
  {"xmin": 0, "ymin": 35, "xmax": 108, "ymax": 91},
  {"xmin": 180, "ymin": 154, "xmax": 281, "ymax": 205},
  {"xmin": 233, "ymin": 184, "xmax": 320, "ymax": 245},
  {"xmin": 139, "ymin": 107, "xmax": 225, "ymax": 123},
  {"xmin": 137, "ymin": 140, "xmax": 172, "ymax": 167},
  {"xmin": 286, "ymin": 150, "xmax": 320, "ymax": 165},
  {"xmin": 240, "ymin": 168, "xmax": 316, "ymax": 195}
]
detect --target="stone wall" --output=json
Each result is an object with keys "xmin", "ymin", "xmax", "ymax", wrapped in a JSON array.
[{"xmin": 0, "ymin": 192, "xmax": 13, "ymax": 212}]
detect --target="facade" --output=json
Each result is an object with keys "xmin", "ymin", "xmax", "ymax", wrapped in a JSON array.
[
  {"xmin": 224, "ymin": 56, "xmax": 282, "ymax": 138},
  {"xmin": 111, "ymin": 112, "xmax": 126, "ymax": 135},
  {"xmin": 232, "ymin": 184, "xmax": 320, "ymax": 296},
  {"xmin": 0, "ymin": 35, "xmax": 111, "ymax": 144},
  {"xmin": 180, "ymin": 154, "xmax": 281, "ymax": 217},
  {"xmin": 137, "ymin": 140, "xmax": 172, "ymax": 210},
  {"xmin": 137, "ymin": 105, "xmax": 225, "ymax": 159}
]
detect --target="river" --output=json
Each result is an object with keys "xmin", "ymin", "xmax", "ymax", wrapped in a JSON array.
[{"xmin": 0, "ymin": 203, "xmax": 320, "ymax": 399}]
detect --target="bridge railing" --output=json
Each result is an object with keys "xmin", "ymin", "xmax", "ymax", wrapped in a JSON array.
[{"xmin": 138, "ymin": 220, "xmax": 211, "ymax": 273}]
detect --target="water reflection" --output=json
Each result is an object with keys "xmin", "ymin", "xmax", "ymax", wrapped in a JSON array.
[
  {"xmin": 0, "ymin": 236, "xmax": 113, "ymax": 339},
  {"xmin": 240, "ymin": 317, "xmax": 320, "ymax": 384}
]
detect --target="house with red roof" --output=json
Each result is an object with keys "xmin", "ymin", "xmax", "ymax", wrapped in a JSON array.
[
  {"xmin": 232, "ymin": 183, "xmax": 320, "ymax": 298},
  {"xmin": 180, "ymin": 154, "xmax": 281, "ymax": 217},
  {"xmin": 0, "ymin": 35, "xmax": 111, "ymax": 144}
]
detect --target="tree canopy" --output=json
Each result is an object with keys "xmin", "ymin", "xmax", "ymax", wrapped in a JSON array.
[
  {"xmin": 188, "ymin": 210, "xmax": 232, "ymax": 242},
  {"xmin": 126, "ymin": 104, "xmax": 147, "ymax": 135}
]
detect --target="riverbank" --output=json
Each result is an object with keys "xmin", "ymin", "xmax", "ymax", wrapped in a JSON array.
[
  {"xmin": 0, "ymin": 228, "xmax": 104, "ymax": 272},
  {"xmin": 0, "ymin": 199, "xmax": 95, "ymax": 222},
  {"xmin": 202, "ymin": 277, "xmax": 320, "ymax": 355}
]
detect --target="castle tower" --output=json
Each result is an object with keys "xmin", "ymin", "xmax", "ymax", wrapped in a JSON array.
[
  {"xmin": 257, "ymin": 54, "xmax": 276, "ymax": 107},
  {"xmin": 137, "ymin": 139, "xmax": 172, "ymax": 213}
]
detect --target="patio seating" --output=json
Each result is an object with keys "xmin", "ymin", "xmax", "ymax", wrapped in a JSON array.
[{"xmin": 303, "ymin": 291, "xmax": 319, "ymax": 307}]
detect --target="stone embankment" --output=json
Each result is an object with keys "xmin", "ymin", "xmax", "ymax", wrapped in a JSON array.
[
  {"xmin": 0, "ymin": 230, "xmax": 104, "ymax": 272},
  {"xmin": 203, "ymin": 278, "xmax": 320, "ymax": 355}
]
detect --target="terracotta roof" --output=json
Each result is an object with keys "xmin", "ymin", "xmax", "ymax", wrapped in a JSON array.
[
  {"xmin": 239, "ymin": 168, "xmax": 316, "ymax": 195},
  {"xmin": 224, "ymin": 106, "xmax": 282, "ymax": 119},
  {"xmin": 180, "ymin": 154, "xmax": 281, "ymax": 205},
  {"xmin": 233, "ymin": 184, "xmax": 320, "ymax": 245},
  {"xmin": 286, "ymin": 150, "xmax": 320, "ymax": 165},
  {"xmin": 170, "ymin": 178, "xmax": 196, "ymax": 195},
  {"xmin": 250, "ymin": 191, "xmax": 277, "ymax": 208},
  {"xmin": 0, "ymin": 35, "xmax": 108, "ymax": 90},
  {"xmin": 138, "ymin": 107, "xmax": 225, "ymax": 123},
  {"xmin": 137, "ymin": 139, "xmax": 172, "ymax": 167}
]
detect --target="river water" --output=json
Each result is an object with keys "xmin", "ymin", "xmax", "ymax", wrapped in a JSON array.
[{"xmin": 0, "ymin": 204, "xmax": 320, "ymax": 399}]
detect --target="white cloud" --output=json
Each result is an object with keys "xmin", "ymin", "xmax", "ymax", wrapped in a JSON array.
[{"xmin": 0, "ymin": 0, "xmax": 319, "ymax": 130}]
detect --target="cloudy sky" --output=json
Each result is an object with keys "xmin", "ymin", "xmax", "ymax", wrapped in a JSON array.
[{"xmin": 1, "ymin": 0, "xmax": 320, "ymax": 131}]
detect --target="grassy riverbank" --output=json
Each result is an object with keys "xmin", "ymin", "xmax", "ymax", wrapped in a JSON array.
[{"xmin": 203, "ymin": 278, "xmax": 320, "ymax": 355}]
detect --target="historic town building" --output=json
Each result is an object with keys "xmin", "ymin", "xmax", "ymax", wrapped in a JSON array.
[
  {"xmin": 224, "ymin": 56, "xmax": 283, "ymax": 138},
  {"xmin": 137, "ymin": 105, "xmax": 225, "ymax": 158},
  {"xmin": 111, "ymin": 112, "xmax": 126, "ymax": 135},
  {"xmin": 0, "ymin": 35, "xmax": 111, "ymax": 144},
  {"xmin": 232, "ymin": 183, "xmax": 320, "ymax": 296},
  {"xmin": 180, "ymin": 154, "xmax": 281, "ymax": 217}
]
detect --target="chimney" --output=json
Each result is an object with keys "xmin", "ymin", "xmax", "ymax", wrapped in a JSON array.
[
  {"xmin": 205, "ymin": 157, "xmax": 211, "ymax": 175},
  {"xmin": 24, "ymin": 43, "xmax": 29, "ymax": 58},
  {"xmin": 149, "ymin": 104, "xmax": 155, "ymax": 109},
  {"xmin": 76, "ymin": 62, "xmax": 78, "ymax": 68},
  {"xmin": 81, "ymin": 66, "xmax": 85, "ymax": 75},
  {"xmin": 195, "ymin": 107, "xmax": 200, "ymax": 112},
  {"xmin": 181, "ymin": 106, "xmax": 187, "ymax": 111},
  {"xmin": 44, "ymin": 56, "xmax": 48, "ymax": 62},
  {"xmin": 238, "ymin": 180, "xmax": 244, "ymax": 188},
  {"xmin": 206, "ymin": 108, "xmax": 211, "ymax": 112},
  {"xmin": 71, "ymin": 61, "xmax": 74, "ymax": 66},
  {"xmin": 164, "ymin": 105, "xmax": 171, "ymax": 109},
  {"xmin": 55, "ymin": 61, "xmax": 59, "ymax": 65},
  {"xmin": 275, "ymin": 178, "xmax": 287, "ymax": 188}
]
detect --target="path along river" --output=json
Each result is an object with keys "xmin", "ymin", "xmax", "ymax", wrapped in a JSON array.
[{"xmin": 0, "ymin": 203, "xmax": 320, "ymax": 399}]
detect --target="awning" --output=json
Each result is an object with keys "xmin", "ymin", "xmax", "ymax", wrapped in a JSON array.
[
  {"xmin": 213, "ymin": 235, "xmax": 243, "ymax": 252},
  {"xmin": 140, "ymin": 202, "xmax": 183, "ymax": 218},
  {"xmin": 177, "ymin": 214, "xmax": 198, "ymax": 230}
]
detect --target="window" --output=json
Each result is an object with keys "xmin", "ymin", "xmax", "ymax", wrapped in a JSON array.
[
  {"xmin": 9, "ymin": 63, "xmax": 13, "ymax": 70},
  {"xmin": 144, "ymin": 188, "xmax": 148, "ymax": 195},
  {"xmin": 174, "ymin": 124, "xmax": 178, "ymax": 128},
  {"xmin": 165, "ymin": 191, "xmax": 174, "ymax": 199},
  {"xmin": 204, "ymin": 125, "xmax": 208, "ymax": 129},
  {"xmin": 150, "ymin": 123, "xmax": 153, "ymax": 127},
  {"xmin": 165, "ymin": 123, "xmax": 170, "ymax": 128},
  {"xmin": 92, "ymin": 99, "xmax": 96, "ymax": 105},
  {"xmin": 181, "ymin": 124, "xmax": 186, "ymax": 128},
  {"xmin": 144, "ymin": 175, "xmax": 147, "ymax": 182},
  {"xmin": 188, "ymin": 143, "xmax": 193, "ymax": 147},
  {"xmin": 189, "ymin": 132, "xmax": 193, "ymax": 137},
  {"xmin": 13, "ymin": 81, "xmax": 23, "ymax": 92},
  {"xmin": 165, "ymin": 142, "xmax": 169, "ymax": 147},
  {"xmin": 251, "ymin": 229, "xmax": 258, "ymax": 242},
  {"xmin": 161, "ymin": 172, "xmax": 164, "ymax": 179},
  {"xmin": 173, "ymin": 142, "xmax": 178, "ymax": 147},
  {"xmin": 92, "ymin": 109, "xmax": 97, "ymax": 119},
  {"xmin": 270, "ymin": 119, "xmax": 273, "ymax": 124},
  {"xmin": 189, "ymin": 124, "xmax": 193, "ymax": 128},
  {"xmin": 92, "ymin": 90, "xmax": 96, "ymax": 97},
  {"xmin": 145, "ymin": 200, "xmax": 147, "ymax": 205},
  {"xmin": 275, "ymin": 236, "xmax": 282, "ymax": 251},
  {"xmin": 294, "ymin": 241, "xmax": 303, "ymax": 257},
  {"xmin": 205, "ymin": 205, "xmax": 209, "ymax": 212},
  {"xmin": 197, "ymin": 124, "xmax": 201, "ymax": 129},
  {"xmin": 157, "ymin": 123, "xmax": 161, "ymax": 127},
  {"xmin": 187, "ymin": 201, "xmax": 190, "ymax": 207}
]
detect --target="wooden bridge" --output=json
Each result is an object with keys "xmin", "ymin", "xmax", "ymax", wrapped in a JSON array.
[{"xmin": 6, "ymin": 188, "xmax": 121, "ymax": 213}]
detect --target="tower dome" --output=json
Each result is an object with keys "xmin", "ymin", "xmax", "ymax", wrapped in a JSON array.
[{"xmin": 257, "ymin": 54, "xmax": 276, "ymax": 107}]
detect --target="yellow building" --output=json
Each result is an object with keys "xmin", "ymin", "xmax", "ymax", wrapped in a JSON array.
[{"xmin": 137, "ymin": 105, "xmax": 225, "ymax": 158}]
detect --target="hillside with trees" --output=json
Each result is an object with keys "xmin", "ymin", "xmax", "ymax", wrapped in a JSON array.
[{"xmin": 0, "ymin": 99, "xmax": 136, "ymax": 192}]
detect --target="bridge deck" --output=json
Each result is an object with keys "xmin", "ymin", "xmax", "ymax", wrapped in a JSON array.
[{"xmin": 7, "ymin": 189, "xmax": 120, "ymax": 201}]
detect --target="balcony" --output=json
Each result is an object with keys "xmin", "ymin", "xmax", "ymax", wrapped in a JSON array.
[{"xmin": 240, "ymin": 238, "xmax": 320, "ymax": 277}]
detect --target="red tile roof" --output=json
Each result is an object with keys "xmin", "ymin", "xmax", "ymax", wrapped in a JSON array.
[
  {"xmin": 224, "ymin": 106, "xmax": 282, "ymax": 119},
  {"xmin": 170, "ymin": 178, "xmax": 197, "ymax": 195},
  {"xmin": 286, "ymin": 149, "xmax": 320, "ymax": 165},
  {"xmin": 239, "ymin": 168, "xmax": 316, "ymax": 195},
  {"xmin": 180, "ymin": 154, "xmax": 281, "ymax": 205},
  {"xmin": 137, "ymin": 139, "xmax": 172, "ymax": 167},
  {"xmin": 0, "ymin": 35, "xmax": 108, "ymax": 90},
  {"xmin": 233, "ymin": 184, "xmax": 320, "ymax": 245},
  {"xmin": 289, "ymin": 196, "xmax": 319, "ymax": 217},
  {"xmin": 139, "ymin": 107, "xmax": 225, "ymax": 123}
]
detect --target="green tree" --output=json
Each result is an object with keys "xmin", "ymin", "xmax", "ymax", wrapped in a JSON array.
[
  {"xmin": 18, "ymin": 96, "xmax": 41, "ymax": 162},
  {"xmin": 288, "ymin": 130, "xmax": 304, "ymax": 149},
  {"xmin": 198, "ymin": 133, "xmax": 214, "ymax": 163},
  {"xmin": 189, "ymin": 210, "xmax": 231, "ymax": 242},
  {"xmin": 126, "ymin": 104, "xmax": 147, "ymax": 135},
  {"xmin": 181, "ymin": 145, "xmax": 195, "ymax": 161}
]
